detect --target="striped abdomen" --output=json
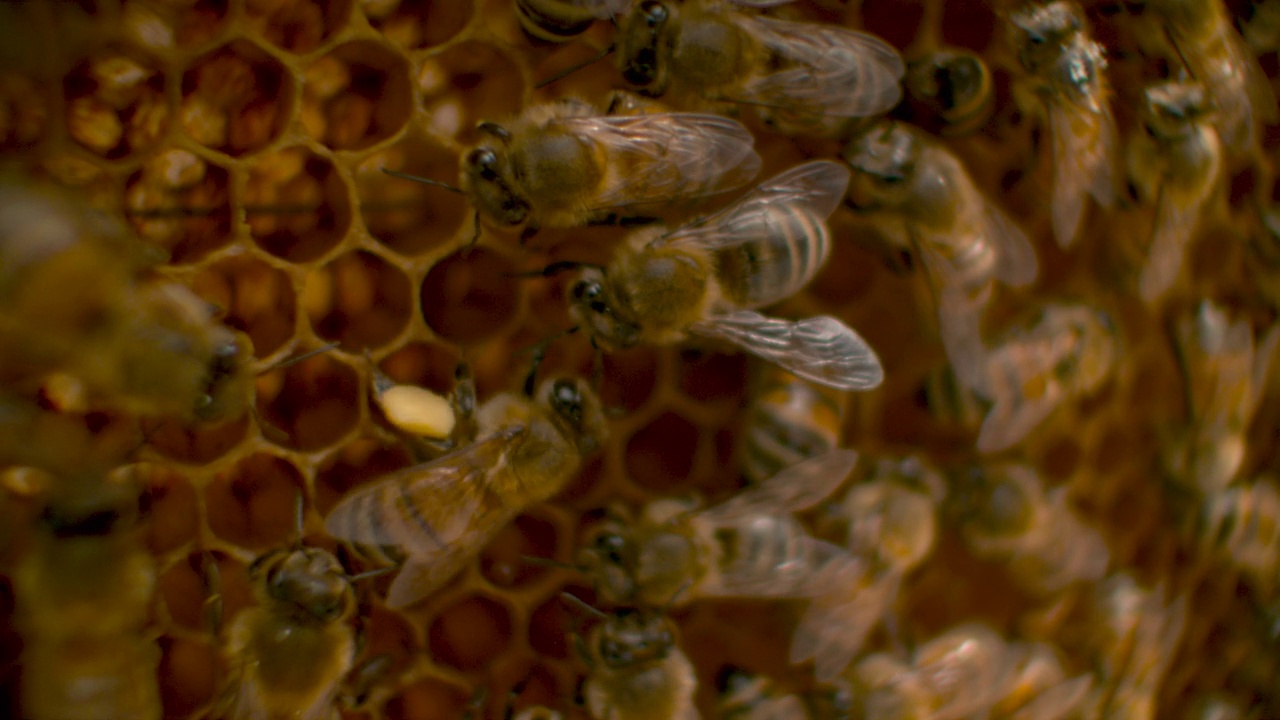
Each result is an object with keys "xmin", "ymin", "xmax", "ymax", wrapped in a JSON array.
[
  {"xmin": 742, "ymin": 368, "xmax": 846, "ymax": 485},
  {"xmin": 715, "ymin": 514, "xmax": 828, "ymax": 594},
  {"xmin": 715, "ymin": 205, "xmax": 830, "ymax": 309}
]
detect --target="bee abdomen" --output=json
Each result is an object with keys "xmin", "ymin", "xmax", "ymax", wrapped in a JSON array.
[
  {"xmin": 717, "ymin": 206, "xmax": 830, "ymax": 308},
  {"xmin": 742, "ymin": 375, "xmax": 845, "ymax": 485},
  {"xmin": 720, "ymin": 515, "xmax": 817, "ymax": 584}
]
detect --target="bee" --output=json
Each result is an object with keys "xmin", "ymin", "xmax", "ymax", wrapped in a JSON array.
[
  {"xmin": 516, "ymin": 0, "xmax": 629, "ymax": 42},
  {"xmin": 991, "ymin": 642, "xmax": 1094, "ymax": 720},
  {"xmin": 850, "ymin": 624, "xmax": 1015, "ymax": 720},
  {"xmin": 1009, "ymin": 1, "xmax": 1118, "ymax": 249},
  {"xmin": 948, "ymin": 463, "xmax": 1110, "ymax": 597},
  {"xmin": 575, "ymin": 449, "xmax": 859, "ymax": 609},
  {"xmin": 740, "ymin": 365, "xmax": 849, "ymax": 486},
  {"xmin": 1166, "ymin": 301, "xmax": 1280, "ymax": 495},
  {"xmin": 325, "ymin": 371, "xmax": 607, "ymax": 608},
  {"xmin": 572, "ymin": 601, "xmax": 698, "ymax": 720},
  {"xmin": 1194, "ymin": 476, "xmax": 1280, "ymax": 596},
  {"xmin": 941, "ymin": 302, "xmax": 1117, "ymax": 454},
  {"xmin": 435, "ymin": 100, "xmax": 762, "ymax": 232},
  {"xmin": 844, "ymin": 121, "xmax": 1038, "ymax": 385},
  {"xmin": 716, "ymin": 667, "xmax": 813, "ymax": 720},
  {"xmin": 0, "ymin": 180, "xmax": 253, "ymax": 422},
  {"xmin": 569, "ymin": 161, "xmax": 884, "ymax": 392},
  {"xmin": 902, "ymin": 47, "xmax": 995, "ymax": 137},
  {"xmin": 1089, "ymin": 574, "xmax": 1188, "ymax": 720},
  {"xmin": 1125, "ymin": 80, "xmax": 1222, "ymax": 304},
  {"xmin": 614, "ymin": 0, "xmax": 905, "ymax": 137},
  {"xmin": 1143, "ymin": 0, "xmax": 1279, "ymax": 157},
  {"xmin": 12, "ymin": 472, "xmax": 161, "ymax": 720}
]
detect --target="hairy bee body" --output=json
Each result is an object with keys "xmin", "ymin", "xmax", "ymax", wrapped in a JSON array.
[
  {"xmin": 1195, "ymin": 477, "xmax": 1280, "ymax": 595},
  {"xmin": 581, "ymin": 608, "xmax": 699, "ymax": 720},
  {"xmin": 1089, "ymin": 575, "xmax": 1188, "ymax": 720},
  {"xmin": 741, "ymin": 366, "xmax": 848, "ymax": 486}
]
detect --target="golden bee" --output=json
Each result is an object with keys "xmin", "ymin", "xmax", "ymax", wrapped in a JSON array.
[
  {"xmin": 740, "ymin": 365, "xmax": 849, "ymax": 486},
  {"xmin": 0, "ymin": 180, "xmax": 253, "ymax": 422},
  {"xmin": 432, "ymin": 99, "xmax": 762, "ymax": 232},
  {"xmin": 902, "ymin": 47, "xmax": 995, "ymax": 137},
  {"xmin": 574, "ymin": 449, "xmax": 859, "ymax": 608},
  {"xmin": 844, "ymin": 121, "xmax": 1038, "ymax": 385},
  {"xmin": 12, "ymin": 472, "xmax": 162, "ymax": 720},
  {"xmin": 1143, "ymin": 0, "xmax": 1278, "ymax": 157},
  {"xmin": 569, "ymin": 160, "xmax": 884, "ymax": 391},
  {"xmin": 990, "ymin": 642, "xmax": 1094, "ymax": 720},
  {"xmin": 613, "ymin": 0, "xmax": 905, "ymax": 137},
  {"xmin": 574, "ymin": 602, "xmax": 699, "ymax": 720},
  {"xmin": 940, "ymin": 301, "xmax": 1117, "ymax": 454},
  {"xmin": 325, "ymin": 372, "xmax": 607, "ymax": 608},
  {"xmin": 516, "ymin": 0, "xmax": 628, "ymax": 42},
  {"xmin": 948, "ymin": 463, "xmax": 1110, "ymax": 597},
  {"xmin": 1089, "ymin": 574, "xmax": 1188, "ymax": 720},
  {"xmin": 1009, "ymin": 1, "xmax": 1118, "ymax": 248},
  {"xmin": 1193, "ymin": 476, "xmax": 1280, "ymax": 597},
  {"xmin": 1125, "ymin": 80, "xmax": 1222, "ymax": 304},
  {"xmin": 1166, "ymin": 301, "xmax": 1280, "ymax": 495}
]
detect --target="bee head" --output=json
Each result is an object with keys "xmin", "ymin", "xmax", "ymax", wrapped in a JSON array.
[
  {"xmin": 568, "ymin": 270, "xmax": 642, "ymax": 351},
  {"xmin": 592, "ymin": 608, "xmax": 674, "ymax": 668},
  {"xmin": 1144, "ymin": 81, "xmax": 1215, "ymax": 136},
  {"xmin": 844, "ymin": 123, "xmax": 919, "ymax": 207},
  {"xmin": 464, "ymin": 140, "xmax": 531, "ymax": 228},
  {"xmin": 906, "ymin": 50, "xmax": 991, "ymax": 121},
  {"xmin": 618, "ymin": 0, "xmax": 672, "ymax": 93},
  {"xmin": 575, "ymin": 524, "xmax": 637, "ymax": 603},
  {"xmin": 539, "ymin": 376, "xmax": 608, "ymax": 456},
  {"xmin": 1010, "ymin": 1, "xmax": 1081, "ymax": 68},
  {"xmin": 252, "ymin": 547, "xmax": 355, "ymax": 625},
  {"xmin": 194, "ymin": 331, "xmax": 253, "ymax": 422}
]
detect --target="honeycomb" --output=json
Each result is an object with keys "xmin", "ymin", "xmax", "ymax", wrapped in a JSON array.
[{"xmin": 0, "ymin": 0, "xmax": 1278, "ymax": 718}]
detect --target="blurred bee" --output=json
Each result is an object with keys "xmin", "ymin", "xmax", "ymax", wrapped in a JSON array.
[
  {"xmin": 844, "ymin": 121, "xmax": 1038, "ymax": 385},
  {"xmin": 902, "ymin": 47, "xmax": 995, "ymax": 137},
  {"xmin": 325, "ymin": 370, "xmax": 607, "ymax": 608},
  {"xmin": 1089, "ymin": 574, "xmax": 1188, "ymax": 720},
  {"xmin": 574, "ymin": 449, "xmax": 860, "ymax": 608},
  {"xmin": 517, "ymin": 0, "xmax": 629, "ymax": 42},
  {"xmin": 569, "ymin": 161, "xmax": 884, "ymax": 392},
  {"xmin": 1244, "ymin": 0, "xmax": 1280, "ymax": 54},
  {"xmin": 614, "ymin": 0, "xmax": 905, "ymax": 137},
  {"xmin": 991, "ymin": 641, "xmax": 1094, "ymax": 720},
  {"xmin": 947, "ymin": 463, "xmax": 1110, "ymax": 597},
  {"xmin": 1125, "ymin": 80, "xmax": 1222, "ymax": 304},
  {"xmin": 941, "ymin": 301, "xmax": 1117, "ymax": 454},
  {"xmin": 850, "ymin": 623, "xmax": 1016, "ymax": 720},
  {"xmin": 1143, "ymin": 0, "xmax": 1278, "ymax": 157},
  {"xmin": 0, "ymin": 180, "xmax": 253, "ymax": 422},
  {"xmin": 1009, "ymin": 1, "xmax": 1118, "ymax": 249},
  {"xmin": 740, "ymin": 365, "xmax": 849, "ymax": 486},
  {"xmin": 13, "ymin": 472, "xmax": 161, "ymax": 720},
  {"xmin": 394, "ymin": 100, "xmax": 762, "ymax": 233},
  {"xmin": 1166, "ymin": 301, "xmax": 1280, "ymax": 495},
  {"xmin": 1193, "ymin": 476, "xmax": 1280, "ymax": 596},
  {"xmin": 716, "ymin": 667, "xmax": 817, "ymax": 720},
  {"xmin": 1186, "ymin": 693, "xmax": 1252, "ymax": 720}
]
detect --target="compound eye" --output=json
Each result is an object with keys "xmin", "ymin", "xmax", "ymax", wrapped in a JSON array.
[
  {"xmin": 467, "ymin": 148, "xmax": 500, "ymax": 181},
  {"xmin": 572, "ymin": 281, "xmax": 601, "ymax": 302},
  {"xmin": 639, "ymin": 0, "xmax": 667, "ymax": 25}
]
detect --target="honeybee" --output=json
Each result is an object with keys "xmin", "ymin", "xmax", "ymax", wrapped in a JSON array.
[
  {"xmin": 716, "ymin": 667, "xmax": 811, "ymax": 720},
  {"xmin": 441, "ymin": 100, "xmax": 762, "ymax": 232},
  {"xmin": 516, "ymin": 0, "xmax": 629, "ymax": 42},
  {"xmin": 948, "ymin": 463, "xmax": 1110, "ymax": 597},
  {"xmin": 1125, "ymin": 80, "xmax": 1222, "ymax": 304},
  {"xmin": 569, "ymin": 161, "xmax": 884, "ymax": 392},
  {"xmin": 942, "ymin": 302, "xmax": 1117, "ymax": 454},
  {"xmin": 1193, "ymin": 476, "xmax": 1280, "ymax": 596},
  {"xmin": 614, "ymin": 0, "xmax": 905, "ymax": 137},
  {"xmin": 0, "ymin": 180, "xmax": 253, "ymax": 422},
  {"xmin": 13, "ymin": 472, "xmax": 161, "ymax": 720},
  {"xmin": 1166, "ymin": 301, "xmax": 1280, "ymax": 494},
  {"xmin": 844, "ymin": 121, "xmax": 1037, "ymax": 385},
  {"xmin": 574, "ymin": 449, "xmax": 859, "ymax": 608},
  {"xmin": 740, "ymin": 365, "xmax": 849, "ymax": 486},
  {"xmin": 325, "ymin": 373, "xmax": 607, "ymax": 608},
  {"xmin": 1009, "ymin": 1, "xmax": 1118, "ymax": 249},
  {"xmin": 574, "ymin": 602, "xmax": 699, "ymax": 720},
  {"xmin": 902, "ymin": 47, "xmax": 995, "ymax": 137},
  {"xmin": 991, "ymin": 642, "xmax": 1094, "ymax": 720},
  {"xmin": 1089, "ymin": 574, "xmax": 1188, "ymax": 720},
  {"xmin": 1143, "ymin": 0, "xmax": 1278, "ymax": 157}
]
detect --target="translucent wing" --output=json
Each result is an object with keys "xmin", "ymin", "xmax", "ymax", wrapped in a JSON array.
[
  {"xmin": 732, "ymin": 16, "xmax": 905, "ymax": 119},
  {"xmin": 790, "ymin": 567, "xmax": 900, "ymax": 683},
  {"xmin": 932, "ymin": 280, "xmax": 992, "ymax": 398},
  {"xmin": 985, "ymin": 202, "xmax": 1038, "ymax": 287},
  {"xmin": 697, "ymin": 448, "xmax": 858, "ymax": 523},
  {"xmin": 1211, "ymin": 29, "xmax": 1279, "ymax": 152},
  {"xmin": 1138, "ymin": 189, "xmax": 1200, "ymax": 304},
  {"xmin": 1010, "ymin": 675, "xmax": 1094, "ymax": 720},
  {"xmin": 1048, "ymin": 103, "xmax": 1115, "ymax": 249},
  {"xmin": 700, "ymin": 534, "xmax": 864, "ymax": 600},
  {"xmin": 557, "ymin": 113, "xmax": 762, "ymax": 210},
  {"xmin": 976, "ymin": 376, "xmax": 1064, "ymax": 454},
  {"xmin": 691, "ymin": 310, "xmax": 884, "ymax": 391}
]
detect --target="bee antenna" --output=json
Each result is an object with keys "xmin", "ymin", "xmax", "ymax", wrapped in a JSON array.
[
  {"xmin": 292, "ymin": 490, "xmax": 306, "ymax": 549},
  {"xmin": 517, "ymin": 327, "xmax": 576, "ymax": 397},
  {"xmin": 505, "ymin": 260, "xmax": 601, "ymax": 279},
  {"xmin": 347, "ymin": 565, "xmax": 397, "ymax": 583},
  {"xmin": 560, "ymin": 591, "xmax": 609, "ymax": 620},
  {"xmin": 660, "ymin": 579, "xmax": 692, "ymax": 614},
  {"xmin": 382, "ymin": 168, "xmax": 464, "ymax": 194},
  {"xmin": 266, "ymin": 341, "xmax": 341, "ymax": 373},
  {"xmin": 535, "ymin": 44, "xmax": 616, "ymax": 90}
]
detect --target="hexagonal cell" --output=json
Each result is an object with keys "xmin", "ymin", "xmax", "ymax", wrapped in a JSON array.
[
  {"xmin": 421, "ymin": 248, "xmax": 522, "ymax": 345},
  {"xmin": 675, "ymin": 348, "xmax": 749, "ymax": 406},
  {"xmin": 480, "ymin": 513, "xmax": 560, "ymax": 589},
  {"xmin": 358, "ymin": 141, "xmax": 467, "ymax": 257},
  {"xmin": 245, "ymin": 145, "xmax": 352, "ymax": 262},
  {"xmin": 384, "ymin": 677, "xmax": 471, "ymax": 720},
  {"xmin": 314, "ymin": 436, "xmax": 414, "ymax": 516},
  {"xmin": 368, "ymin": 0, "xmax": 472, "ymax": 50},
  {"xmin": 180, "ymin": 40, "xmax": 291, "ymax": 156},
  {"xmin": 306, "ymin": 250, "xmax": 413, "ymax": 351},
  {"xmin": 140, "ymin": 413, "xmax": 251, "ymax": 466},
  {"xmin": 0, "ymin": 72, "xmax": 50, "ymax": 150},
  {"xmin": 256, "ymin": 350, "xmax": 361, "ymax": 451},
  {"xmin": 123, "ymin": 152, "xmax": 233, "ymax": 264},
  {"xmin": 138, "ymin": 464, "xmax": 199, "ymax": 554},
  {"xmin": 205, "ymin": 453, "xmax": 306, "ymax": 551},
  {"xmin": 428, "ymin": 594, "xmax": 514, "ymax": 673},
  {"xmin": 190, "ymin": 254, "xmax": 297, "ymax": 359},
  {"xmin": 159, "ymin": 551, "xmax": 252, "ymax": 634},
  {"xmin": 625, "ymin": 411, "xmax": 701, "ymax": 493},
  {"xmin": 418, "ymin": 42, "xmax": 525, "ymax": 142},
  {"xmin": 122, "ymin": 0, "xmax": 230, "ymax": 50},
  {"xmin": 157, "ymin": 636, "xmax": 218, "ymax": 719},
  {"xmin": 301, "ymin": 42, "xmax": 412, "ymax": 151},
  {"xmin": 63, "ymin": 48, "xmax": 169, "ymax": 159},
  {"xmin": 247, "ymin": 0, "xmax": 350, "ymax": 54}
]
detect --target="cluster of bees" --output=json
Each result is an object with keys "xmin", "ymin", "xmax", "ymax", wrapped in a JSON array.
[{"xmin": 2, "ymin": 0, "xmax": 1280, "ymax": 718}]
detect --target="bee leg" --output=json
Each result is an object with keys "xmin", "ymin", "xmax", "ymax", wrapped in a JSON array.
[
  {"xmin": 340, "ymin": 654, "xmax": 394, "ymax": 711},
  {"xmin": 466, "ymin": 210, "xmax": 483, "ymax": 254},
  {"xmin": 451, "ymin": 361, "xmax": 479, "ymax": 443},
  {"xmin": 201, "ymin": 551, "xmax": 223, "ymax": 640},
  {"xmin": 519, "ymin": 226, "xmax": 540, "ymax": 245}
]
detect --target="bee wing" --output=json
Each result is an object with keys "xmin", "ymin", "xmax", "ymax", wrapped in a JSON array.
[
  {"xmin": 976, "ymin": 370, "xmax": 1063, "ymax": 454},
  {"xmin": 1009, "ymin": 675, "xmax": 1094, "ymax": 720},
  {"xmin": 1218, "ymin": 29, "xmax": 1279, "ymax": 150},
  {"xmin": 1138, "ymin": 189, "xmax": 1199, "ymax": 304},
  {"xmin": 731, "ymin": 16, "xmax": 905, "ymax": 119},
  {"xmin": 984, "ymin": 202, "xmax": 1038, "ymax": 287},
  {"xmin": 697, "ymin": 448, "xmax": 858, "ymax": 523},
  {"xmin": 691, "ymin": 310, "xmax": 884, "ymax": 391},
  {"xmin": 930, "ymin": 277, "xmax": 992, "ymax": 398},
  {"xmin": 790, "ymin": 567, "xmax": 900, "ymax": 683},
  {"xmin": 558, "ymin": 113, "xmax": 762, "ymax": 210},
  {"xmin": 1048, "ymin": 104, "xmax": 1116, "ymax": 249},
  {"xmin": 700, "ymin": 535, "xmax": 863, "ymax": 600}
]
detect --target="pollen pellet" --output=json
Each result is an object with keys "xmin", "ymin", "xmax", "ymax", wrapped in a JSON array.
[{"xmin": 380, "ymin": 385, "xmax": 456, "ymax": 439}]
